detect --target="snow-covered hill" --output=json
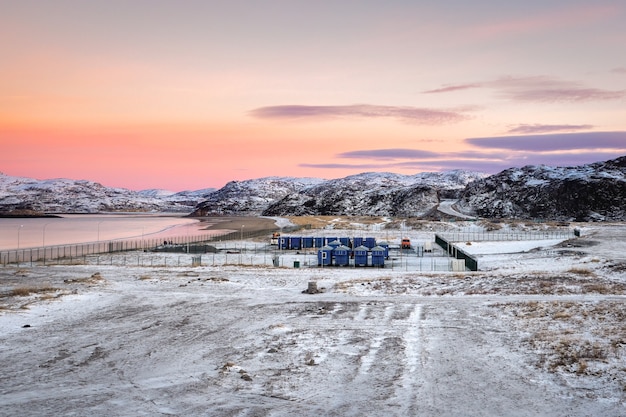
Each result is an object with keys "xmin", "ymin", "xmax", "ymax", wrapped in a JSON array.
[
  {"xmin": 0, "ymin": 174, "xmax": 214, "ymax": 214},
  {"xmin": 456, "ymin": 156, "xmax": 626, "ymax": 221},
  {"xmin": 261, "ymin": 170, "xmax": 487, "ymax": 217},
  {"xmin": 190, "ymin": 177, "xmax": 325, "ymax": 216},
  {"xmin": 186, "ymin": 170, "xmax": 486, "ymax": 217},
  {"xmin": 6, "ymin": 154, "xmax": 625, "ymax": 220}
]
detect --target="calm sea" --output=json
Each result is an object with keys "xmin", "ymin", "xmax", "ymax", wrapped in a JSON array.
[{"xmin": 0, "ymin": 214, "xmax": 218, "ymax": 250}]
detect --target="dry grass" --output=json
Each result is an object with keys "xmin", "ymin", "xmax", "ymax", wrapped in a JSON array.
[
  {"xmin": 496, "ymin": 301, "xmax": 626, "ymax": 381},
  {"xmin": 63, "ymin": 272, "xmax": 104, "ymax": 284},
  {"xmin": 334, "ymin": 276, "xmax": 392, "ymax": 291},
  {"xmin": 8, "ymin": 285, "xmax": 58, "ymax": 297},
  {"xmin": 287, "ymin": 215, "xmax": 388, "ymax": 230},
  {"xmin": 567, "ymin": 267, "xmax": 595, "ymax": 276}
]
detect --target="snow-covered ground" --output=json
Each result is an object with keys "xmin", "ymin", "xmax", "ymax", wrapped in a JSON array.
[{"xmin": 1, "ymin": 220, "xmax": 625, "ymax": 416}]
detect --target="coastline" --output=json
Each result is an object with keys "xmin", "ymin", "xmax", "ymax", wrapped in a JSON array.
[{"xmin": 197, "ymin": 216, "xmax": 279, "ymax": 234}]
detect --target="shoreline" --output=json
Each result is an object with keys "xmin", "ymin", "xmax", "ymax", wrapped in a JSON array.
[{"xmin": 197, "ymin": 216, "xmax": 279, "ymax": 234}]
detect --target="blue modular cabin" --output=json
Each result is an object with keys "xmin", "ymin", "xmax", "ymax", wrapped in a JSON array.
[
  {"xmin": 377, "ymin": 241, "xmax": 390, "ymax": 258},
  {"xmin": 353, "ymin": 245, "xmax": 369, "ymax": 267},
  {"xmin": 371, "ymin": 245, "xmax": 386, "ymax": 267},
  {"xmin": 313, "ymin": 237, "xmax": 325, "ymax": 248},
  {"xmin": 353, "ymin": 237, "xmax": 364, "ymax": 247},
  {"xmin": 289, "ymin": 236, "xmax": 302, "ymax": 250},
  {"xmin": 339, "ymin": 237, "xmax": 351, "ymax": 247},
  {"xmin": 302, "ymin": 236, "xmax": 314, "ymax": 249},
  {"xmin": 317, "ymin": 245, "xmax": 333, "ymax": 266},
  {"xmin": 364, "ymin": 237, "xmax": 377, "ymax": 249},
  {"xmin": 333, "ymin": 244, "xmax": 351, "ymax": 266},
  {"xmin": 327, "ymin": 239, "xmax": 342, "ymax": 249},
  {"xmin": 278, "ymin": 236, "xmax": 290, "ymax": 250}
]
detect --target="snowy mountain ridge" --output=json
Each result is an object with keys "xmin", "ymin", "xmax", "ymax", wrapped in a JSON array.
[
  {"xmin": 456, "ymin": 156, "xmax": 626, "ymax": 221},
  {"xmin": 3, "ymin": 155, "xmax": 625, "ymax": 221},
  {"xmin": 190, "ymin": 176, "xmax": 326, "ymax": 216},
  {"xmin": 189, "ymin": 170, "xmax": 489, "ymax": 217},
  {"xmin": 0, "ymin": 173, "xmax": 214, "ymax": 214}
]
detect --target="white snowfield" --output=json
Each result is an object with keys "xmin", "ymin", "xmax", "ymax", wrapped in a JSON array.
[{"xmin": 1, "ymin": 220, "xmax": 626, "ymax": 416}]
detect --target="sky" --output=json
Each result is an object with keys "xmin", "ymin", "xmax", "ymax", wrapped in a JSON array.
[{"xmin": 1, "ymin": 0, "xmax": 625, "ymax": 191}]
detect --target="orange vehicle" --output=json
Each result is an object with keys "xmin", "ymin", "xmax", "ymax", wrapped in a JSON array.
[{"xmin": 401, "ymin": 238, "xmax": 411, "ymax": 249}]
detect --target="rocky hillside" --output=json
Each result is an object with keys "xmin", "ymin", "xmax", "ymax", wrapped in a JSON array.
[
  {"xmin": 260, "ymin": 170, "xmax": 487, "ymax": 217},
  {"xmin": 456, "ymin": 156, "xmax": 626, "ymax": 221},
  {"xmin": 0, "ymin": 174, "xmax": 213, "ymax": 214},
  {"xmin": 190, "ymin": 177, "xmax": 325, "ymax": 216},
  {"xmin": 7, "ymin": 155, "xmax": 624, "ymax": 220}
]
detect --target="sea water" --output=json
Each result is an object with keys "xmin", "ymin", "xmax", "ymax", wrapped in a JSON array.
[{"xmin": 0, "ymin": 214, "xmax": 215, "ymax": 250}]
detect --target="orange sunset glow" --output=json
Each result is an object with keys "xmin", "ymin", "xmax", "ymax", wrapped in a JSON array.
[{"xmin": 2, "ymin": 1, "xmax": 626, "ymax": 191}]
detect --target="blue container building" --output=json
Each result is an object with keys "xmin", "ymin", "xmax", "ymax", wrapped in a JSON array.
[
  {"xmin": 371, "ymin": 245, "xmax": 386, "ymax": 267},
  {"xmin": 364, "ymin": 237, "xmax": 377, "ymax": 249},
  {"xmin": 289, "ymin": 236, "xmax": 302, "ymax": 250},
  {"xmin": 327, "ymin": 239, "xmax": 342, "ymax": 249},
  {"xmin": 333, "ymin": 245, "xmax": 351, "ymax": 266},
  {"xmin": 377, "ymin": 241, "xmax": 390, "ymax": 258},
  {"xmin": 353, "ymin": 245, "xmax": 369, "ymax": 267},
  {"xmin": 317, "ymin": 245, "xmax": 333, "ymax": 266}
]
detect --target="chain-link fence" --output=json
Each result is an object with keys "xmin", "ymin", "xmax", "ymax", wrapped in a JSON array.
[
  {"xmin": 3, "ymin": 240, "xmax": 469, "ymax": 272},
  {"xmin": 437, "ymin": 230, "xmax": 575, "ymax": 242},
  {"xmin": 0, "ymin": 227, "xmax": 278, "ymax": 266}
]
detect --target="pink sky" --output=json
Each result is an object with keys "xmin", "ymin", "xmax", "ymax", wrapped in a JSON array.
[{"xmin": 1, "ymin": 1, "xmax": 625, "ymax": 191}]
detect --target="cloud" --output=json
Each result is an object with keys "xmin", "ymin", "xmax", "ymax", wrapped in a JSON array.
[
  {"xmin": 422, "ymin": 84, "xmax": 482, "ymax": 94},
  {"xmin": 423, "ymin": 75, "xmax": 625, "ymax": 103},
  {"xmin": 301, "ymin": 150, "xmax": 626, "ymax": 175},
  {"xmin": 409, "ymin": 152, "xmax": 626, "ymax": 173},
  {"xmin": 470, "ymin": 4, "xmax": 617, "ymax": 40},
  {"xmin": 506, "ymin": 124, "xmax": 594, "ymax": 134},
  {"xmin": 492, "ymin": 76, "xmax": 625, "ymax": 102},
  {"xmin": 249, "ymin": 104, "xmax": 469, "ymax": 125},
  {"xmin": 466, "ymin": 131, "xmax": 626, "ymax": 152},
  {"xmin": 336, "ymin": 149, "xmax": 439, "ymax": 160},
  {"xmin": 299, "ymin": 162, "xmax": 392, "ymax": 170},
  {"xmin": 612, "ymin": 67, "xmax": 626, "ymax": 74}
]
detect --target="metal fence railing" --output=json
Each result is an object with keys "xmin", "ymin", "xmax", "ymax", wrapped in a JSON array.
[
  {"xmin": 435, "ymin": 234, "xmax": 479, "ymax": 271},
  {"xmin": 2, "ymin": 238, "xmax": 467, "ymax": 272},
  {"xmin": 0, "ymin": 227, "xmax": 280, "ymax": 266},
  {"xmin": 437, "ymin": 230, "xmax": 575, "ymax": 243}
]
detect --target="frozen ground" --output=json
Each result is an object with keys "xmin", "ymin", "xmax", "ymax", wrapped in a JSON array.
[{"xmin": 1, "ymin": 220, "xmax": 626, "ymax": 416}]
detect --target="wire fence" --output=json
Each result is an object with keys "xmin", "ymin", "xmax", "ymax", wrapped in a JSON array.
[
  {"xmin": 2, "ymin": 239, "xmax": 468, "ymax": 272},
  {"xmin": 437, "ymin": 230, "xmax": 575, "ymax": 242},
  {"xmin": 0, "ymin": 227, "xmax": 277, "ymax": 267}
]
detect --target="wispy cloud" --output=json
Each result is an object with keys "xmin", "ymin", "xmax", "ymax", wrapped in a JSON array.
[
  {"xmin": 299, "ymin": 162, "xmax": 393, "ymax": 170},
  {"xmin": 470, "ymin": 4, "xmax": 618, "ymax": 40},
  {"xmin": 406, "ymin": 152, "xmax": 626, "ymax": 172},
  {"xmin": 492, "ymin": 76, "xmax": 625, "ymax": 102},
  {"xmin": 336, "ymin": 149, "xmax": 439, "ymax": 160},
  {"xmin": 466, "ymin": 131, "xmax": 626, "ymax": 152},
  {"xmin": 507, "ymin": 124, "xmax": 594, "ymax": 134},
  {"xmin": 422, "ymin": 84, "xmax": 482, "ymax": 94},
  {"xmin": 299, "ymin": 131, "xmax": 626, "ymax": 175},
  {"xmin": 612, "ymin": 67, "xmax": 626, "ymax": 74},
  {"xmin": 249, "ymin": 104, "xmax": 469, "ymax": 125},
  {"xmin": 423, "ymin": 75, "xmax": 625, "ymax": 103}
]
